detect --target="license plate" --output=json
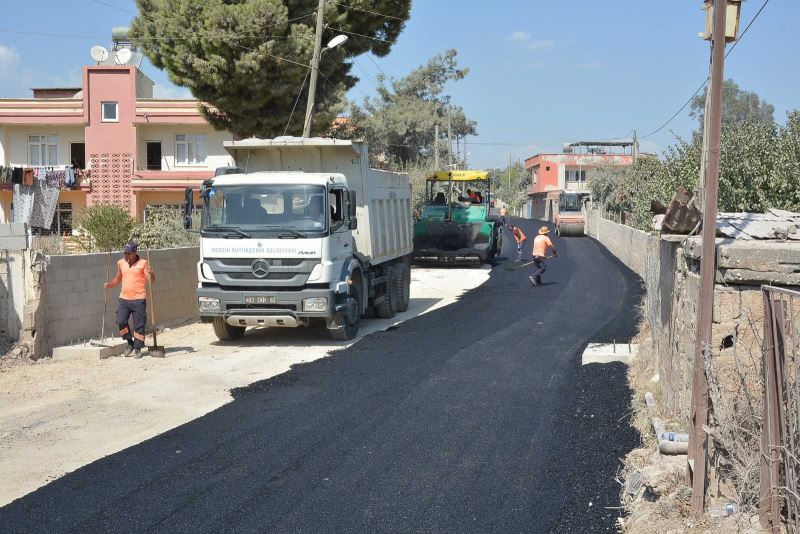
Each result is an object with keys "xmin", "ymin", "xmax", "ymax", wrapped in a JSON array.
[{"xmin": 244, "ymin": 296, "xmax": 277, "ymax": 305}]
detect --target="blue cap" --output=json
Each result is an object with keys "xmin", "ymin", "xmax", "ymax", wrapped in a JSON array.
[{"xmin": 123, "ymin": 242, "xmax": 138, "ymax": 254}]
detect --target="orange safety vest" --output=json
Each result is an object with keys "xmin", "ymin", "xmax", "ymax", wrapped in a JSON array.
[{"xmin": 110, "ymin": 258, "xmax": 150, "ymax": 300}]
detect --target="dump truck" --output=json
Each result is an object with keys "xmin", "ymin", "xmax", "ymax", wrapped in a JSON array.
[
  {"xmin": 182, "ymin": 137, "xmax": 413, "ymax": 341},
  {"xmin": 555, "ymin": 192, "xmax": 589, "ymax": 237},
  {"xmin": 412, "ymin": 170, "xmax": 502, "ymax": 264}
]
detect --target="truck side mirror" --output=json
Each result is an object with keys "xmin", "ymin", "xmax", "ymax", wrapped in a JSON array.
[
  {"xmin": 183, "ymin": 188, "xmax": 193, "ymax": 230},
  {"xmin": 348, "ymin": 190, "xmax": 357, "ymax": 218}
]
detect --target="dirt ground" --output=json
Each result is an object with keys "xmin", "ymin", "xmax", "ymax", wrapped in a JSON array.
[{"xmin": 0, "ymin": 266, "xmax": 490, "ymax": 507}]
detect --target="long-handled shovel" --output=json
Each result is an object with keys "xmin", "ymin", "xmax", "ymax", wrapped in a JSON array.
[
  {"xmin": 90, "ymin": 253, "xmax": 113, "ymax": 347},
  {"xmin": 146, "ymin": 250, "xmax": 166, "ymax": 358},
  {"xmin": 504, "ymin": 255, "xmax": 556, "ymax": 272}
]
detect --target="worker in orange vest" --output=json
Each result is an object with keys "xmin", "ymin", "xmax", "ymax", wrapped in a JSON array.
[
  {"xmin": 104, "ymin": 242, "xmax": 155, "ymax": 358},
  {"xmin": 529, "ymin": 226, "xmax": 557, "ymax": 287},
  {"xmin": 507, "ymin": 224, "xmax": 526, "ymax": 261}
]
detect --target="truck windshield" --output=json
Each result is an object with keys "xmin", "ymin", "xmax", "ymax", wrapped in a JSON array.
[
  {"xmin": 202, "ymin": 184, "xmax": 327, "ymax": 235},
  {"xmin": 559, "ymin": 194, "xmax": 582, "ymax": 213}
]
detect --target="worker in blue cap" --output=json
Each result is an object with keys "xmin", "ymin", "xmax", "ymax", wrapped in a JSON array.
[{"xmin": 104, "ymin": 241, "xmax": 154, "ymax": 358}]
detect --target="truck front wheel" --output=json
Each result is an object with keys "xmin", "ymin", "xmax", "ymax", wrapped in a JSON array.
[
  {"xmin": 212, "ymin": 317, "xmax": 245, "ymax": 341},
  {"xmin": 328, "ymin": 290, "xmax": 360, "ymax": 341}
]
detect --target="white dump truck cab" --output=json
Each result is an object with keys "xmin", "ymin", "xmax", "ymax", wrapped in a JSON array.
[{"xmin": 183, "ymin": 137, "xmax": 413, "ymax": 341}]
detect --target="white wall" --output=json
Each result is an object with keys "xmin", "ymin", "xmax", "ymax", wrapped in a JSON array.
[
  {"xmin": 135, "ymin": 124, "xmax": 233, "ymax": 172},
  {"xmin": 2, "ymin": 125, "xmax": 85, "ymax": 167}
]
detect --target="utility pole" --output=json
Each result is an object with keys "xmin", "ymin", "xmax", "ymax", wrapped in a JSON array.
[
  {"xmin": 688, "ymin": 0, "xmax": 728, "ymax": 517},
  {"xmin": 447, "ymin": 103, "xmax": 453, "ymax": 168},
  {"xmin": 632, "ymin": 129, "xmax": 639, "ymax": 164},
  {"xmin": 434, "ymin": 123, "xmax": 440, "ymax": 170},
  {"xmin": 302, "ymin": 0, "xmax": 326, "ymax": 138},
  {"xmin": 464, "ymin": 135, "xmax": 468, "ymax": 168}
]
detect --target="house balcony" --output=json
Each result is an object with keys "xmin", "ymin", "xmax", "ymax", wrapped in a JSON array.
[
  {"xmin": 131, "ymin": 169, "xmax": 214, "ymax": 191},
  {"xmin": 564, "ymin": 181, "xmax": 590, "ymax": 192}
]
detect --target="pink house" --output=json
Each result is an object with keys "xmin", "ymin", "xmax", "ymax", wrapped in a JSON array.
[
  {"xmin": 524, "ymin": 141, "xmax": 636, "ymax": 221},
  {"xmin": 0, "ymin": 41, "xmax": 234, "ymax": 234}
]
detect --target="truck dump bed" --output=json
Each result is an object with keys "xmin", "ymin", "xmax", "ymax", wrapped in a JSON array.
[{"xmin": 223, "ymin": 137, "xmax": 412, "ymax": 265}]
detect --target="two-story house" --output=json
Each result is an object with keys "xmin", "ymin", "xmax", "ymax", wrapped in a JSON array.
[
  {"xmin": 523, "ymin": 140, "xmax": 636, "ymax": 221},
  {"xmin": 0, "ymin": 39, "xmax": 233, "ymax": 235}
]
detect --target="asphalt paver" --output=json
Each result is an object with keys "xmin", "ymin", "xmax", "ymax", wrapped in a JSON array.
[{"xmin": 0, "ymin": 218, "xmax": 642, "ymax": 533}]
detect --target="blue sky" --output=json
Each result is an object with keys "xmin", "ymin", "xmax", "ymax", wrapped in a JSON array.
[{"xmin": 0, "ymin": 1, "xmax": 796, "ymax": 169}]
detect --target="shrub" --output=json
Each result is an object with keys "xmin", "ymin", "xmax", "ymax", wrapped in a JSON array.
[
  {"xmin": 130, "ymin": 205, "xmax": 200, "ymax": 250},
  {"xmin": 74, "ymin": 204, "xmax": 136, "ymax": 252}
]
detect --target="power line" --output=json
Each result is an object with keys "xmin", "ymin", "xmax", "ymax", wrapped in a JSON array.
[
  {"xmin": 284, "ymin": 67, "xmax": 311, "ymax": 136},
  {"xmin": 640, "ymin": 0, "xmax": 770, "ymax": 139},
  {"xmin": 326, "ymin": 26, "xmax": 389, "ymax": 43},
  {"xmin": 91, "ymin": 0, "xmax": 136, "ymax": 14},
  {"xmin": 330, "ymin": 1, "xmax": 407, "ymax": 22}
]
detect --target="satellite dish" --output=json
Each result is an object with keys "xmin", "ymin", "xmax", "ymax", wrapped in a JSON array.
[
  {"xmin": 90, "ymin": 45, "xmax": 109, "ymax": 63},
  {"xmin": 115, "ymin": 48, "xmax": 133, "ymax": 65}
]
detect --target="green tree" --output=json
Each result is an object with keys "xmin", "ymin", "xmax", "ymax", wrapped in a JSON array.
[
  {"xmin": 74, "ymin": 204, "xmax": 136, "ymax": 252},
  {"xmin": 337, "ymin": 50, "xmax": 477, "ymax": 168},
  {"xmin": 690, "ymin": 79, "xmax": 775, "ymax": 130},
  {"xmin": 131, "ymin": 0, "xmax": 411, "ymax": 138},
  {"xmin": 490, "ymin": 160, "xmax": 529, "ymax": 214},
  {"xmin": 130, "ymin": 206, "xmax": 201, "ymax": 249}
]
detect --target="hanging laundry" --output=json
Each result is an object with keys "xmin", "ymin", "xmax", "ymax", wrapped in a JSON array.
[
  {"xmin": 12, "ymin": 167, "xmax": 23, "ymax": 184},
  {"xmin": 12, "ymin": 183, "xmax": 35, "ymax": 225},
  {"xmin": 64, "ymin": 166, "xmax": 76, "ymax": 189},
  {"xmin": 22, "ymin": 168, "xmax": 34, "ymax": 186},
  {"xmin": 29, "ymin": 177, "xmax": 60, "ymax": 228}
]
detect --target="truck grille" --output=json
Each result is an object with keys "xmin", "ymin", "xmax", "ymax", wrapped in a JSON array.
[{"xmin": 204, "ymin": 258, "xmax": 319, "ymax": 288}]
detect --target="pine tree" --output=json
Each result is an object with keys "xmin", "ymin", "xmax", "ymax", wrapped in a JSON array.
[{"xmin": 131, "ymin": 0, "xmax": 411, "ymax": 137}]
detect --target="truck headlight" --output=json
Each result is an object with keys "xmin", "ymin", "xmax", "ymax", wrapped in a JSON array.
[
  {"xmin": 302, "ymin": 297, "xmax": 328, "ymax": 312},
  {"xmin": 199, "ymin": 297, "xmax": 221, "ymax": 312}
]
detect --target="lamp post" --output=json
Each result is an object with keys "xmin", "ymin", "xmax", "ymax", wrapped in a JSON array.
[{"xmin": 302, "ymin": 1, "xmax": 348, "ymax": 137}]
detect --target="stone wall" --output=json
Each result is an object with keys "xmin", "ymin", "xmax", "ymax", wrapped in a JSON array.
[
  {"xmin": 586, "ymin": 208, "xmax": 799, "ymax": 420},
  {"xmin": 41, "ymin": 248, "xmax": 199, "ymax": 354}
]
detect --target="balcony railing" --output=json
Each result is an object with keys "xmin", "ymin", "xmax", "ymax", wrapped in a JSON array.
[{"xmin": 565, "ymin": 181, "xmax": 590, "ymax": 191}]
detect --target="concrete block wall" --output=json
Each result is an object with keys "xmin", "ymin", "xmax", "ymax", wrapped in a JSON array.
[
  {"xmin": 42, "ymin": 248, "xmax": 199, "ymax": 354},
  {"xmin": 0, "ymin": 223, "xmax": 28, "ymax": 251},
  {"xmin": 585, "ymin": 208, "xmax": 795, "ymax": 421},
  {"xmin": 0, "ymin": 250, "xmax": 25, "ymax": 341}
]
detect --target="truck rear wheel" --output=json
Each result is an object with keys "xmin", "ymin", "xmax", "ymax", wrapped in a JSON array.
[
  {"xmin": 394, "ymin": 263, "xmax": 411, "ymax": 312},
  {"xmin": 213, "ymin": 317, "xmax": 245, "ymax": 341},
  {"xmin": 375, "ymin": 266, "xmax": 398, "ymax": 319}
]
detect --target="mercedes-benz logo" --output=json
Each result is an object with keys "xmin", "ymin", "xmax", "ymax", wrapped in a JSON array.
[{"xmin": 251, "ymin": 259, "xmax": 270, "ymax": 278}]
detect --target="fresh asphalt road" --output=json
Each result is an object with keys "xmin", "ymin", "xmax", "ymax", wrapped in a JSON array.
[{"xmin": 1, "ymin": 218, "xmax": 642, "ymax": 533}]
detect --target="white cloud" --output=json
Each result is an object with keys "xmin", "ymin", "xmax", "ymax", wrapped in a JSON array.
[
  {"xmin": 0, "ymin": 45, "xmax": 20, "ymax": 75},
  {"xmin": 508, "ymin": 31, "xmax": 530, "ymax": 44},
  {"xmin": 529, "ymin": 40, "xmax": 555, "ymax": 50},
  {"xmin": 153, "ymin": 84, "xmax": 193, "ymax": 99}
]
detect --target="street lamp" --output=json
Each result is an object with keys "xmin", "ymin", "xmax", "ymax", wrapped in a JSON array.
[{"xmin": 302, "ymin": 32, "xmax": 349, "ymax": 137}]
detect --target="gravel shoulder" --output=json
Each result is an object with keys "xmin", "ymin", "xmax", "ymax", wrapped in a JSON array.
[{"xmin": 0, "ymin": 266, "xmax": 490, "ymax": 507}]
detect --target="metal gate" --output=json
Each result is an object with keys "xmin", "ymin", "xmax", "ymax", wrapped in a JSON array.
[{"xmin": 761, "ymin": 285, "xmax": 800, "ymax": 533}]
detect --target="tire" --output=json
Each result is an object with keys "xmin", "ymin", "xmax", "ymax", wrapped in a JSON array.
[
  {"xmin": 212, "ymin": 317, "xmax": 245, "ymax": 341},
  {"xmin": 375, "ymin": 265, "xmax": 398, "ymax": 318},
  {"xmin": 327, "ymin": 286, "xmax": 360, "ymax": 341},
  {"xmin": 394, "ymin": 263, "xmax": 411, "ymax": 312}
]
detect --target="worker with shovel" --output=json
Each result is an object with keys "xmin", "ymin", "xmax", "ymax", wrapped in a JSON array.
[
  {"xmin": 104, "ymin": 242, "xmax": 154, "ymax": 358},
  {"xmin": 529, "ymin": 226, "xmax": 557, "ymax": 287},
  {"xmin": 507, "ymin": 224, "xmax": 526, "ymax": 261}
]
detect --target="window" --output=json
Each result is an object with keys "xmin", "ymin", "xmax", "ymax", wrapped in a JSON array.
[
  {"xmin": 329, "ymin": 189, "xmax": 345, "ymax": 228},
  {"xmin": 175, "ymin": 134, "xmax": 207, "ymax": 165},
  {"xmin": 146, "ymin": 141, "xmax": 162, "ymax": 170},
  {"xmin": 28, "ymin": 135, "xmax": 58, "ymax": 166},
  {"xmin": 40, "ymin": 203, "xmax": 73, "ymax": 235},
  {"xmin": 70, "ymin": 143, "xmax": 86, "ymax": 169},
  {"xmin": 565, "ymin": 170, "xmax": 587, "ymax": 182},
  {"xmin": 101, "ymin": 101, "xmax": 118, "ymax": 122},
  {"xmin": 545, "ymin": 166, "xmax": 551, "ymax": 171}
]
